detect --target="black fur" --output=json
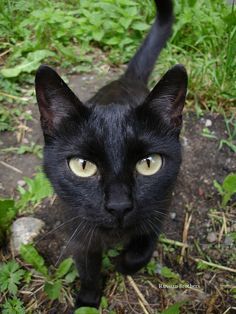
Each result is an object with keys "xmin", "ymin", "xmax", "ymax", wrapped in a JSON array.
[{"xmin": 35, "ymin": 0, "xmax": 187, "ymax": 309}]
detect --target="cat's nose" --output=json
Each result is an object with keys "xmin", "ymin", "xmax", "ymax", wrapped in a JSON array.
[{"xmin": 105, "ymin": 201, "xmax": 133, "ymax": 220}]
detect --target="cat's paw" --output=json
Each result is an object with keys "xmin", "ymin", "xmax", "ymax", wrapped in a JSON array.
[
  {"xmin": 74, "ymin": 291, "xmax": 101, "ymax": 310},
  {"xmin": 116, "ymin": 250, "xmax": 149, "ymax": 275}
]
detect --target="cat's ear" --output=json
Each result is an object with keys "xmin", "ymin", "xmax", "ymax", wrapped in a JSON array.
[
  {"xmin": 35, "ymin": 65, "xmax": 89, "ymax": 135},
  {"xmin": 137, "ymin": 64, "xmax": 188, "ymax": 129}
]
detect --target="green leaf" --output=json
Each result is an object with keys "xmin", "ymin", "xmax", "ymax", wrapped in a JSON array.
[
  {"xmin": 100, "ymin": 296, "xmax": 108, "ymax": 309},
  {"xmin": 102, "ymin": 256, "xmax": 112, "ymax": 270},
  {"xmin": 1, "ymin": 50, "xmax": 55, "ymax": 78},
  {"xmin": 119, "ymin": 17, "xmax": 132, "ymax": 29},
  {"xmin": 44, "ymin": 280, "xmax": 62, "ymax": 300},
  {"xmin": 213, "ymin": 180, "xmax": 223, "ymax": 195},
  {"xmin": 20, "ymin": 244, "xmax": 48, "ymax": 277},
  {"xmin": 0, "ymin": 261, "xmax": 26, "ymax": 295},
  {"xmin": 2, "ymin": 297, "xmax": 25, "ymax": 314},
  {"xmin": 64, "ymin": 267, "xmax": 78, "ymax": 283},
  {"xmin": 105, "ymin": 37, "xmax": 120, "ymax": 45},
  {"xmin": 196, "ymin": 260, "xmax": 210, "ymax": 270},
  {"xmin": 107, "ymin": 249, "xmax": 119, "ymax": 257},
  {"xmin": 160, "ymin": 266, "xmax": 180, "ymax": 279},
  {"xmin": 132, "ymin": 22, "xmax": 150, "ymax": 31},
  {"xmin": 17, "ymin": 172, "xmax": 53, "ymax": 211},
  {"xmin": 160, "ymin": 302, "xmax": 185, "ymax": 314},
  {"xmin": 222, "ymin": 173, "xmax": 236, "ymax": 194},
  {"xmin": 74, "ymin": 307, "xmax": 99, "ymax": 314},
  {"xmin": 55, "ymin": 258, "xmax": 74, "ymax": 279},
  {"xmin": 92, "ymin": 30, "xmax": 105, "ymax": 41},
  {"xmin": 0, "ymin": 199, "xmax": 17, "ymax": 244}
]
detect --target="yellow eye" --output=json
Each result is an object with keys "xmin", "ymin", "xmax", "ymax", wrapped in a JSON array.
[
  {"xmin": 69, "ymin": 158, "xmax": 97, "ymax": 177},
  {"xmin": 136, "ymin": 154, "xmax": 162, "ymax": 176}
]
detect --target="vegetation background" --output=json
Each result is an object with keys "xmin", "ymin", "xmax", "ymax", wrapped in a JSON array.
[{"xmin": 0, "ymin": 0, "xmax": 235, "ymax": 313}]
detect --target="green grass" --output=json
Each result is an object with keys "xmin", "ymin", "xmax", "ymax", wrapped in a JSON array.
[{"xmin": 0, "ymin": 0, "xmax": 235, "ymax": 131}]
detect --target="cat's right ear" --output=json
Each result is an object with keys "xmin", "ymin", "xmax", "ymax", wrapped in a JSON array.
[
  {"xmin": 35, "ymin": 65, "xmax": 89, "ymax": 135},
  {"xmin": 136, "ymin": 64, "xmax": 188, "ymax": 131}
]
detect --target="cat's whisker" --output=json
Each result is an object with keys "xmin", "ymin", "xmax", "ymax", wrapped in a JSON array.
[
  {"xmin": 143, "ymin": 198, "xmax": 171, "ymax": 206},
  {"xmin": 35, "ymin": 215, "xmax": 81, "ymax": 244},
  {"xmin": 73, "ymin": 220, "xmax": 91, "ymax": 248},
  {"xmin": 85, "ymin": 225, "xmax": 97, "ymax": 273},
  {"xmin": 146, "ymin": 219, "xmax": 159, "ymax": 237},
  {"xmin": 151, "ymin": 214, "xmax": 165, "ymax": 223},
  {"xmin": 55, "ymin": 220, "xmax": 85, "ymax": 266}
]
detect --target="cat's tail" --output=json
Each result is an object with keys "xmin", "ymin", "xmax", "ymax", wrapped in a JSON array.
[{"xmin": 124, "ymin": 0, "xmax": 173, "ymax": 84}]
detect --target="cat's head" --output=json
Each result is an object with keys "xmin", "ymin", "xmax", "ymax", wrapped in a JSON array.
[{"xmin": 35, "ymin": 65, "xmax": 187, "ymax": 232}]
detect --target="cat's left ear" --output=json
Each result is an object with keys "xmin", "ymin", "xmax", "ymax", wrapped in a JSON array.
[
  {"xmin": 35, "ymin": 65, "xmax": 89, "ymax": 136},
  {"xmin": 137, "ymin": 64, "xmax": 188, "ymax": 129}
]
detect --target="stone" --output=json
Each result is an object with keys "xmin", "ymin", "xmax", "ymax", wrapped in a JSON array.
[
  {"xmin": 205, "ymin": 119, "xmax": 212, "ymax": 127},
  {"xmin": 207, "ymin": 232, "xmax": 217, "ymax": 243},
  {"xmin": 17, "ymin": 180, "xmax": 26, "ymax": 187},
  {"xmin": 170, "ymin": 212, "xmax": 176, "ymax": 220},
  {"xmin": 10, "ymin": 217, "xmax": 45, "ymax": 255},
  {"xmin": 224, "ymin": 235, "xmax": 234, "ymax": 246}
]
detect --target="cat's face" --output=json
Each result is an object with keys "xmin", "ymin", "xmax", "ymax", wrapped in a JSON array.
[{"xmin": 35, "ymin": 65, "xmax": 187, "ymax": 231}]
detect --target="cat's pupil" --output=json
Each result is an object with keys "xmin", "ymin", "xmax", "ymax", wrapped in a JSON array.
[
  {"xmin": 146, "ymin": 158, "xmax": 151, "ymax": 168},
  {"xmin": 82, "ymin": 160, "xmax": 86, "ymax": 170}
]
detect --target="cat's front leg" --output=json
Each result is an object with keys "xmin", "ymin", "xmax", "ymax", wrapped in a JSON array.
[
  {"xmin": 116, "ymin": 233, "xmax": 157, "ymax": 275},
  {"xmin": 74, "ymin": 247, "xmax": 103, "ymax": 309}
]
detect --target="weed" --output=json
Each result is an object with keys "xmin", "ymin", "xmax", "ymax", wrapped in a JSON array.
[
  {"xmin": 1, "ymin": 143, "xmax": 43, "ymax": 159},
  {"xmin": 160, "ymin": 302, "xmax": 185, "ymax": 314},
  {"xmin": 219, "ymin": 113, "xmax": 236, "ymax": 153},
  {"xmin": 0, "ymin": 0, "xmax": 235, "ymax": 120},
  {"xmin": 201, "ymin": 127, "xmax": 217, "ymax": 139},
  {"xmin": 0, "ymin": 261, "xmax": 26, "ymax": 295},
  {"xmin": 214, "ymin": 173, "xmax": 236, "ymax": 207},
  {"xmin": 20, "ymin": 244, "xmax": 78, "ymax": 300},
  {"xmin": 17, "ymin": 171, "xmax": 53, "ymax": 211},
  {"xmin": 2, "ymin": 297, "xmax": 25, "ymax": 314},
  {"xmin": 74, "ymin": 307, "xmax": 99, "ymax": 314},
  {"xmin": 0, "ymin": 246, "xmax": 78, "ymax": 312},
  {"xmin": 0, "ymin": 199, "xmax": 18, "ymax": 244}
]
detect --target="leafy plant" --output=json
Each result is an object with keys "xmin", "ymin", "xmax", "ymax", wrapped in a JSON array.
[
  {"xmin": 219, "ymin": 114, "xmax": 236, "ymax": 153},
  {"xmin": 145, "ymin": 260, "xmax": 157, "ymax": 275},
  {"xmin": 1, "ymin": 50, "xmax": 55, "ymax": 78},
  {"xmin": 2, "ymin": 143, "xmax": 43, "ymax": 159},
  {"xmin": 160, "ymin": 302, "xmax": 186, "ymax": 314},
  {"xmin": 160, "ymin": 266, "xmax": 180, "ymax": 280},
  {"xmin": 74, "ymin": 307, "xmax": 99, "ymax": 314},
  {"xmin": 0, "ymin": 261, "xmax": 26, "ymax": 295},
  {"xmin": 201, "ymin": 127, "xmax": 217, "ymax": 139},
  {"xmin": 214, "ymin": 173, "xmax": 236, "ymax": 206},
  {"xmin": 0, "ymin": 199, "xmax": 18, "ymax": 244},
  {"xmin": 20, "ymin": 244, "xmax": 48, "ymax": 277},
  {"xmin": 20, "ymin": 244, "xmax": 78, "ymax": 300},
  {"xmin": 1, "ymin": 297, "xmax": 25, "ymax": 314},
  {"xmin": 17, "ymin": 171, "xmax": 53, "ymax": 211}
]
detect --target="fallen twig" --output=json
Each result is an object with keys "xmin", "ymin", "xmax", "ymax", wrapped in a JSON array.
[
  {"xmin": 218, "ymin": 212, "xmax": 227, "ymax": 243},
  {"xmin": 127, "ymin": 276, "xmax": 153, "ymax": 314},
  {"xmin": 159, "ymin": 237, "xmax": 188, "ymax": 248},
  {"xmin": 0, "ymin": 160, "xmax": 23, "ymax": 174},
  {"xmin": 180, "ymin": 211, "xmax": 193, "ymax": 265},
  {"xmin": 0, "ymin": 91, "xmax": 28, "ymax": 101},
  {"xmin": 190, "ymin": 257, "xmax": 236, "ymax": 273}
]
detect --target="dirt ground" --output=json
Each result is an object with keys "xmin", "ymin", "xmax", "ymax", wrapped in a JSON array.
[{"xmin": 0, "ymin": 69, "xmax": 235, "ymax": 313}]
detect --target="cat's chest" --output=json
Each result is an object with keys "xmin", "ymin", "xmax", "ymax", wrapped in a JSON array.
[{"xmin": 98, "ymin": 228, "xmax": 131, "ymax": 249}]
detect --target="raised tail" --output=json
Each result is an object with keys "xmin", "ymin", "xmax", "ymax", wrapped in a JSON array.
[{"xmin": 124, "ymin": 0, "xmax": 173, "ymax": 84}]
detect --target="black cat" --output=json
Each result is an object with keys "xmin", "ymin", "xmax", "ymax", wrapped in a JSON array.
[{"xmin": 35, "ymin": 0, "xmax": 187, "ymax": 309}]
